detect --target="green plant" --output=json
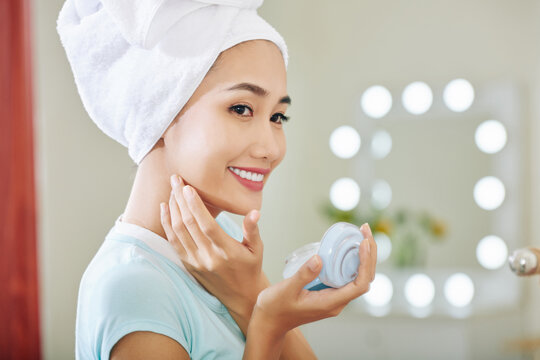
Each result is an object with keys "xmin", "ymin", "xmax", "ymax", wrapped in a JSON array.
[{"xmin": 322, "ymin": 202, "xmax": 447, "ymax": 268}]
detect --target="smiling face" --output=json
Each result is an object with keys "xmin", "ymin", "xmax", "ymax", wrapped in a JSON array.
[{"xmin": 161, "ymin": 40, "xmax": 289, "ymax": 216}]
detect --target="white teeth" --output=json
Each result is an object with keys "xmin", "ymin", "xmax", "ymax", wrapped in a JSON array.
[{"xmin": 228, "ymin": 167, "xmax": 264, "ymax": 182}]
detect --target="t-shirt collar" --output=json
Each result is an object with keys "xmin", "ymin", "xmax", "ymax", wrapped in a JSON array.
[{"xmin": 113, "ymin": 213, "xmax": 199, "ymax": 284}]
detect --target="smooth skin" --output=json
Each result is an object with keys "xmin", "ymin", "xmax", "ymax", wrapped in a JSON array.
[{"xmin": 114, "ymin": 39, "xmax": 377, "ymax": 359}]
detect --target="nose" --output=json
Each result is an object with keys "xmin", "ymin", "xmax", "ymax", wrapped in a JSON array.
[{"xmin": 249, "ymin": 120, "xmax": 283, "ymax": 162}]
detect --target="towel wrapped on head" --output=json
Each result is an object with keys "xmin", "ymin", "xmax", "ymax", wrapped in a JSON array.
[{"xmin": 57, "ymin": 0, "xmax": 288, "ymax": 164}]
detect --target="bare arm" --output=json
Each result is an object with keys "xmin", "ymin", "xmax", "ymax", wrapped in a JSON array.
[
  {"xmin": 110, "ymin": 332, "xmax": 190, "ymax": 360},
  {"xmin": 280, "ymin": 328, "xmax": 316, "ymax": 360},
  {"xmin": 220, "ymin": 272, "xmax": 315, "ymax": 359},
  {"xmin": 243, "ymin": 309, "xmax": 287, "ymax": 360},
  {"xmin": 109, "ymin": 328, "xmax": 311, "ymax": 360},
  {"xmin": 226, "ymin": 281, "xmax": 316, "ymax": 360}
]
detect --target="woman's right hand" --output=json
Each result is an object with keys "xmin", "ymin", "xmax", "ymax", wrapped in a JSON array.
[
  {"xmin": 243, "ymin": 224, "xmax": 377, "ymax": 359},
  {"xmin": 160, "ymin": 175, "xmax": 269, "ymax": 332}
]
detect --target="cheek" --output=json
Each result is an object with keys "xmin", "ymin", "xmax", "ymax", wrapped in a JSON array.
[{"xmin": 172, "ymin": 119, "xmax": 236, "ymax": 187}]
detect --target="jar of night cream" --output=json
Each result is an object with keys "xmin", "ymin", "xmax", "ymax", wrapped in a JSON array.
[{"xmin": 282, "ymin": 222, "xmax": 364, "ymax": 290}]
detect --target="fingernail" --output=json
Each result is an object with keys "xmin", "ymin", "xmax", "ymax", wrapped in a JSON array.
[
  {"xmin": 361, "ymin": 223, "xmax": 372, "ymax": 237},
  {"xmin": 183, "ymin": 185, "xmax": 194, "ymax": 200},
  {"xmin": 160, "ymin": 203, "xmax": 166, "ymax": 215},
  {"xmin": 307, "ymin": 255, "xmax": 320, "ymax": 272},
  {"xmin": 170, "ymin": 174, "xmax": 179, "ymax": 188}
]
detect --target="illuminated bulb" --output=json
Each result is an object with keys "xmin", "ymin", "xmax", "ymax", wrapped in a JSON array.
[
  {"xmin": 404, "ymin": 273, "xmax": 435, "ymax": 308},
  {"xmin": 444, "ymin": 273, "xmax": 474, "ymax": 307},
  {"xmin": 476, "ymin": 235, "xmax": 508, "ymax": 270},
  {"xmin": 329, "ymin": 126, "xmax": 361, "ymax": 159},
  {"xmin": 361, "ymin": 86, "xmax": 392, "ymax": 119},
  {"xmin": 374, "ymin": 232, "xmax": 392, "ymax": 263},
  {"xmin": 371, "ymin": 130, "xmax": 392, "ymax": 159},
  {"xmin": 402, "ymin": 81, "xmax": 433, "ymax": 115},
  {"xmin": 473, "ymin": 176, "xmax": 505, "ymax": 211},
  {"xmin": 330, "ymin": 178, "xmax": 360, "ymax": 211},
  {"xmin": 475, "ymin": 120, "xmax": 507, "ymax": 154},
  {"xmin": 371, "ymin": 179, "xmax": 392, "ymax": 209},
  {"xmin": 364, "ymin": 273, "xmax": 393, "ymax": 307},
  {"xmin": 443, "ymin": 79, "xmax": 474, "ymax": 112}
]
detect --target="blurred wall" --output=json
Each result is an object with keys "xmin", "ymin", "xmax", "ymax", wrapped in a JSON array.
[
  {"xmin": 257, "ymin": 2, "xmax": 540, "ymax": 359},
  {"xmin": 35, "ymin": 0, "xmax": 540, "ymax": 359},
  {"xmin": 526, "ymin": 60, "xmax": 540, "ymax": 340},
  {"xmin": 34, "ymin": 1, "xmax": 134, "ymax": 358}
]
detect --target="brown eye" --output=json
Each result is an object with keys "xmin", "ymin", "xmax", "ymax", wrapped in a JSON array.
[
  {"xmin": 270, "ymin": 113, "xmax": 290, "ymax": 124},
  {"xmin": 229, "ymin": 105, "xmax": 253, "ymax": 116}
]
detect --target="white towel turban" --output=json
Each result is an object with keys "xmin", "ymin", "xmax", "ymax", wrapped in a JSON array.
[{"xmin": 57, "ymin": 0, "xmax": 288, "ymax": 164}]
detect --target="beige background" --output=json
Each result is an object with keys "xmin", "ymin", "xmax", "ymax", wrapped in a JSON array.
[{"xmin": 35, "ymin": 0, "xmax": 540, "ymax": 359}]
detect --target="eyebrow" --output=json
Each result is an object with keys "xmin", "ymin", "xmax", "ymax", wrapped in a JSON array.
[{"xmin": 226, "ymin": 82, "xmax": 291, "ymax": 105}]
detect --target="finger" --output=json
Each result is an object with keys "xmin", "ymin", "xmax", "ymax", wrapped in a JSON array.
[
  {"xmin": 360, "ymin": 223, "xmax": 377, "ymax": 282},
  {"xmin": 356, "ymin": 235, "xmax": 375, "ymax": 286},
  {"xmin": 338, "ymin": 237, "xmax": 374, "ymax": 302},
  {"xmin": 160, "ymin": 202, "xmax": 187, "ymax": 259},
  {"xmin": 171, "ymin": 175, "xmax": 212, "ymax": 252},
  {"xmin": 287, "ymin": 255, "xmax": 322, "ymax": 292},
  {"xmin": 360, "ymin": 222, "xmax": 373, "ymax": 239},
  {"xmin": 242, "ymin": 210, "xmax": 263, "ymax": 252},
  {"xmin": 370, "ymin": 239, "xmax": 377, "ymax": 281},
  {"xmin": 168, "ymin": 189, "xmax": 198, "ymax": 256},
  {"xmin": 182, "ymin": 184, "xmax": 229, "ymax": 249}
]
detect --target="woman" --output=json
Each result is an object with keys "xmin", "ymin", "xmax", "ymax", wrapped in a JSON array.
[{"xmin": 58, "ymin": 1, "xmax": 377, "ymax": 359}]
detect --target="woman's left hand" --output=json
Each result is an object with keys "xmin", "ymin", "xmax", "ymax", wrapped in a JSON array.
[{"xmin": 160, "ymin": 174, "xmax": 269, "ymax": 332}]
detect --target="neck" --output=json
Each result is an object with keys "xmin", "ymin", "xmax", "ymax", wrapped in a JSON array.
[
  {"xmin": 122, "ymin": 147, "xmax": 222, "ymax": 240},
  {"xmin": 122, "ymin": 151, "xmax": 169, "ymax": 239}
]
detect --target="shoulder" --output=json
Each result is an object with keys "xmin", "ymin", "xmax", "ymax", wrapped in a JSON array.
[
  {"xmin": 80, "ymin": 238, "xmax": 179, "ymax": 301},
  {"xmin": 76, "ymin": 238, "xmax": 193, "ymax": 359},
  {"xmin": 79, "ymin": 238, "xmax": 193, "ymax": 323}
]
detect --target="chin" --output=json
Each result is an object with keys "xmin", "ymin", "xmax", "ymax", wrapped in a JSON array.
[{"xmin": 201, "ymin": 193, "xmax": 261, "ymax": 217}]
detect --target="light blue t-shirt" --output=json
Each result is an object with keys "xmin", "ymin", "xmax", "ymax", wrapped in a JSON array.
[{"xmin": 75, "ymin": 213, "xmax": 245, "ymax": 360}]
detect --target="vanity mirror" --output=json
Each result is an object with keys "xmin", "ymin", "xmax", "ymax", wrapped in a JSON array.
[{"xmin": 325, "ymin": 80, "xmax": 524, "ymax": 316}]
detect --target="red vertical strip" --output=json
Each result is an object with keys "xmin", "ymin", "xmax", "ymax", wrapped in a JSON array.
[{"xmin": 0, "ymin": 0, "xmax": 42, "ymax": 358}]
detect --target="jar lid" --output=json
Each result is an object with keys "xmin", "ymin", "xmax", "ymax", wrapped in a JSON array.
[{"xmin": 318, "ymin": 222, "xmax": 363, "ymax": 287}]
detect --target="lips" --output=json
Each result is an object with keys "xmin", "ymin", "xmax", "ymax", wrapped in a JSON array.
[
  {"xmin": 230, "ymin": 166, "xmax": 271, "ymax": 175},
  {"xmin": 228, "ymin": 166, "xmax": 270, "ymax": 191}
]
